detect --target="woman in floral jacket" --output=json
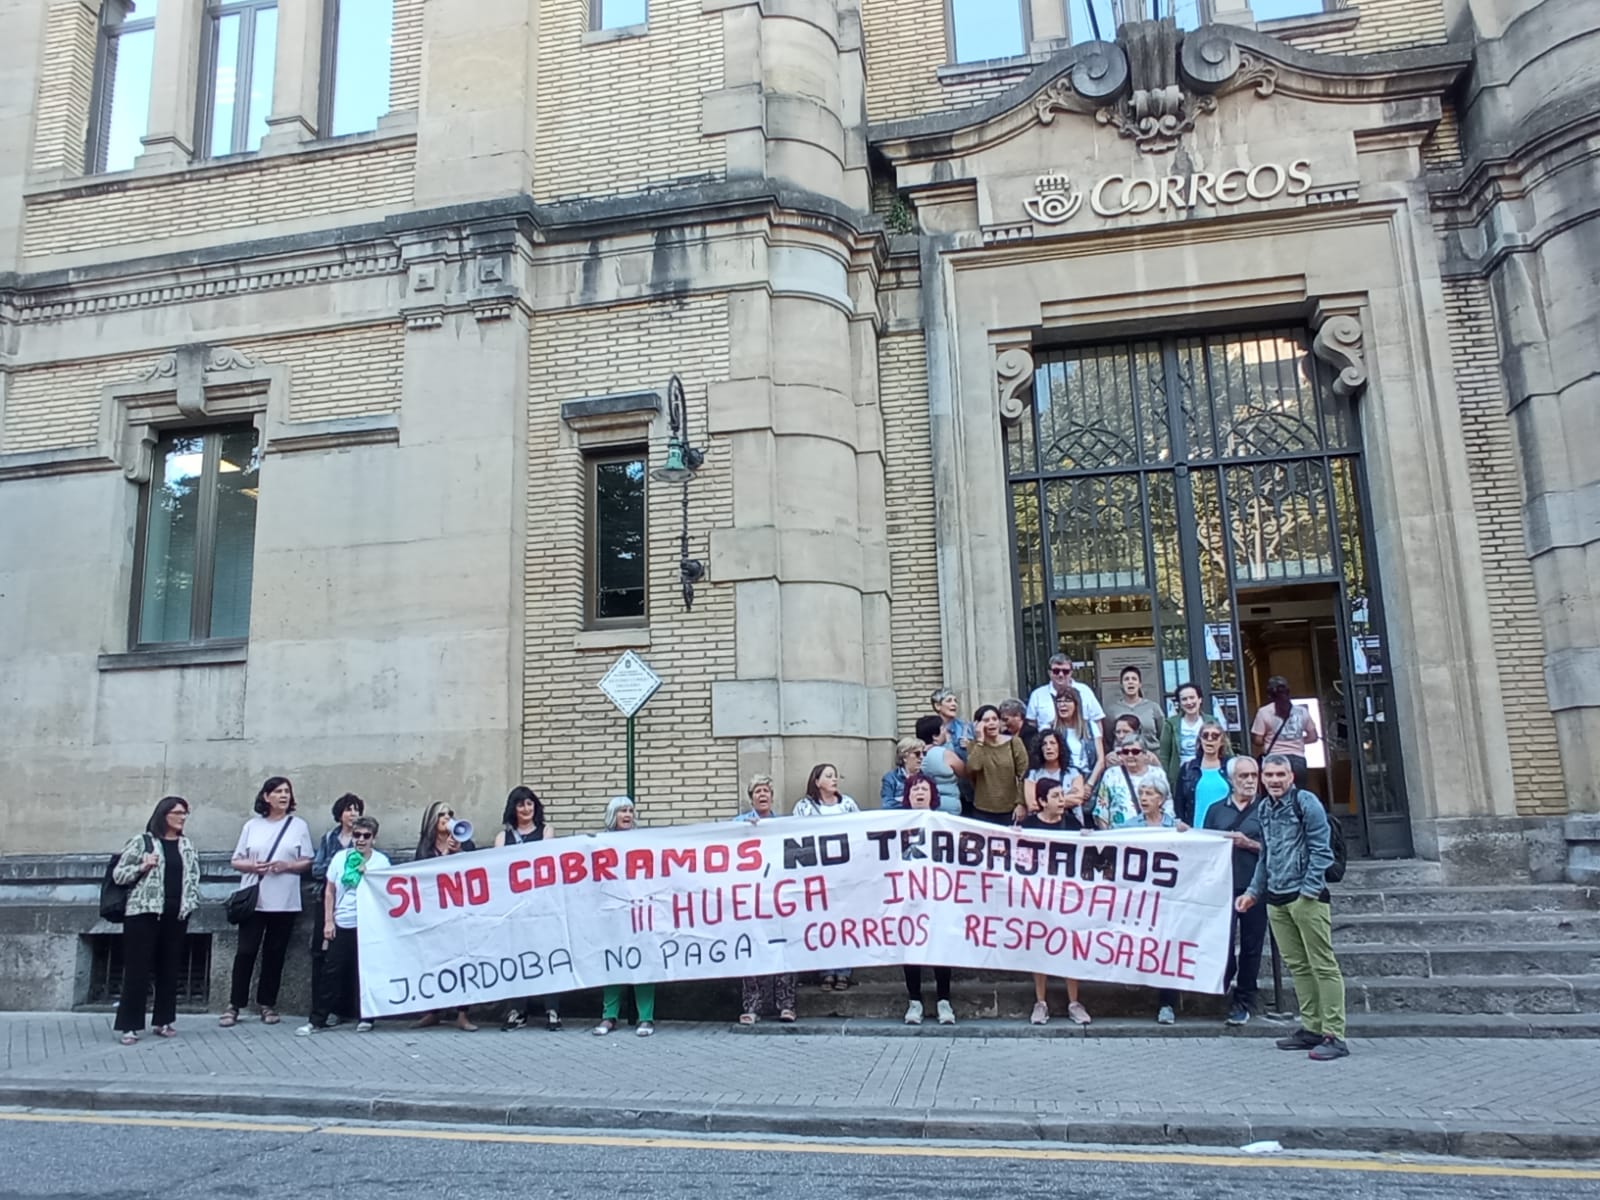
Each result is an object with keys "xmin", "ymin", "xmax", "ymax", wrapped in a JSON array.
[{"xmin": 112, "ymin": 796, "xmax": 202, "ymax": 1045}]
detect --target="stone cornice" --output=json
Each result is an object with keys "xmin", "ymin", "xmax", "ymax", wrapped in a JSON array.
[
  {"xmin": 0, "ymin": 181, "xmax": 889, "ymax": 327},
  {"xmin": 869, "ymin": 25, "xmax": 1472, "ymax": 163}
]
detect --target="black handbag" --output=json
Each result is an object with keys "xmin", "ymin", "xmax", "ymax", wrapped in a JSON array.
[
  {"xmin": 99, "ymin": 834, "xmax": 153, "ymax": 923},
  {"xmin": 226, "ymin": 819, "xmax": 292, "ymax": 925}
]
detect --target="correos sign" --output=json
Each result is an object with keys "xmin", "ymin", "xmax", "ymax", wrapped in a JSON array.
[{"xmin": 1024, "ymin": 159, "xmax": 1314, "ymax": 224}]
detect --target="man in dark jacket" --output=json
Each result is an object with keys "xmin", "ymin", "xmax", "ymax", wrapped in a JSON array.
[
  {"xmin": 1237, "ymin": 755, "xmax": 1347, "ymax": 1060},
  {"xmin": 1204, "ymin": 757, "xmax": 1265, "ymax": 1026}
]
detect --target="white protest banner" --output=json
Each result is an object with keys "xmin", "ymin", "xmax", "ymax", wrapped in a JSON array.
[{"xmin": 357, "ymin": 811, "xmax": 1234, "ymax": 1018}]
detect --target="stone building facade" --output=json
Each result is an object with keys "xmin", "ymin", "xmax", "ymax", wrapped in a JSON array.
[{"xmin": 0, "ymin": 0, "xmax": 1597, "ymax": 1007}]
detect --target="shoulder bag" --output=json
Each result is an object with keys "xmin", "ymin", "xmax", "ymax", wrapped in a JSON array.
[
  {"xmin": 99, "ymin": 833, "xmax": 153, "ymax": 923},
  {"xmin": 226, "ymin": 818, "xmax": 293, "ymax": 926}
]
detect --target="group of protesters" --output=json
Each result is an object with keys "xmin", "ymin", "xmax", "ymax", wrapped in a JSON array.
[{"xmin": 106, "ymin": 654, "xmax": 1347, "ymax": 1062}]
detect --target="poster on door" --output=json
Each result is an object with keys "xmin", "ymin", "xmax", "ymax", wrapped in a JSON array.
[{"xmin": 1094, "ymin": 645, "xmax": 1160, "ymax": 711}]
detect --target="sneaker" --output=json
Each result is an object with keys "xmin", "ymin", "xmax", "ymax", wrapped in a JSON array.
[
  {"xmin": 904, "ymin": 1000, "xmax": 924, "ymax": 1025},
  {"xmin": 1067, "ymin": 1001, "xmax": 1092, "ymax": 1026},
  {"xmin": 294, "ymin": 1023, "xmax": 317, "ymax": 1037},
  {"xmin": 936, "ymin": 999, "xmax": 956, "ymax": 1025},
  {"xmin": 635, "ymin": 1021, "xmax": 655, "ymax": 1038},
  {"xmin": 592, "ymin": 1019, "xmax": 616, "ymax": 1036},
  {"xmin": 546, "ymin": 1011, "xmax": 563, "ymax": 1031},
  {"xmin": 1157, "ymin": 1005, "xmax": 1176, "ymax": 1025},
  {"xmin": 1226, "ymin": 1002, "xmax": 1251, "ymax": 1027},
  {"xmin": 324, "ymin": 1014, "xmax": 342, "ymax": 1029},
  {"xmin": 1308, "ymin": 1035, "xmax": 1350, "ymax": 1061},
  {"xmin": 1030, "ymin": 1000, "xmax": 1049, "ymax": 1026},
  {"xmin": 355, "ymin": 1021, "xmax": 374, "ymax": 1033},
  {"xmin": 1276, "ymin": 1027, "xmax": 1322, "ymax": 1050},
  {"xmin": 501, "ymin": 1009, "xmax": 526, "ymax": 1031}
]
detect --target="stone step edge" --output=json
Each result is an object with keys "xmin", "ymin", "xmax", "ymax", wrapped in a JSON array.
[{"xmin": 731, "ymin": 1012, "xmax": 1600, "ymax": 1039}]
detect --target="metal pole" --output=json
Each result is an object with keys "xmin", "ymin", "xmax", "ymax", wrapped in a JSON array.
[{"xmin": 626, "ymin": 714, "xmax": 636, "ymax": 800}]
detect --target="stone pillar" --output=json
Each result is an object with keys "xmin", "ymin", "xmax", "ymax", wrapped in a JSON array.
[
  {"xmin": 0, "ymin": 0, "xmax": 50, "ymax": 269},
  {"xmin": 135, "ymin": 0, "xmax": 203, "ymax": 169},
  {"xmin": 1457, "ymin": 0, "xmax": 1600, "ymax": 878},
  {"xmin": 703, "ymin": 0, "xmax": 867, "ymax": 210},
  {"xmin": 412, "ymin": 0, "xmax": 537, "ymax": 206},
  {"xmin": 260, "ymin": 0, "xmax": 327, "ymax": 151},
  {"xmin": 710, "ymin": 243, "xmax": 893, "ymax": 804}
]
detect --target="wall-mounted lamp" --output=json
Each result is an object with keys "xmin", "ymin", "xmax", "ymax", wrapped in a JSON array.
[{"xmin": 650, "ymin": 375, "xmax": 706, "ymax": 609}]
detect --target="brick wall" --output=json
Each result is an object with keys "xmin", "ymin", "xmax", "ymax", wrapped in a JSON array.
[
  {"xmin": 389, "ymin": 0, "xmax": 423, "ymax": 111},
  {"xmin": 862, "ymin": 0, "xmax": 948, "ymax": 122},
  {"xmin": 1, "ymin": 353, "xmax": 149, "ymax": 452},
  {"xmin": 524, "ymin": 296, "xmax": 737, "ymax": 832},
  {"xmin": 532, "ymin": 0, "xmax": 724, "ymax": 203},
  {"xmin": 0, "ymin": 325, "xmax": 404, "ymax": 454},
  {"xmin": 1422, "ymin": 101, "xmax": 1463, "ymax": 171},
  {"xmin": 22, "ymin": 139, "xmax": 416, "ymax": 258},
  {"xmin": 233, "ymin": 324, "xmax": 405, "ymax": 422},
  {"xmin": 1442, "ymin": 277, "xmax": 1562, "ymax": 817},
  {"xmin": 1285, "ymin": 0, "xmax": 1447, "ymax": 55},
  {"xmin": 30, "ymin": 0, "xmax": 98, "ymax": 175},
  {"xmin": 878, "ymin": 331, "xmax": 944, "ymax": 735}
]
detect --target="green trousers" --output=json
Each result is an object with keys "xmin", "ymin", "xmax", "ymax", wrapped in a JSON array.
[
  {"xmin": 602, "ymin": 983, "xmax": 655, "ymax": 1022},
  {"xmin": 1268, "ymin": 896, "xmax": 1345, "ymax": 1039}
]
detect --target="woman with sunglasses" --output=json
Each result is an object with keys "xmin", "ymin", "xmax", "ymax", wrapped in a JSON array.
[
  {"xmin": 1093, "ymin": 733, "xmax": 1169, "ymax": 828},
  {"xmin": 1176, "ymin": 717, "xmax": 1234, "ymax": 828},
  {"xmin": 297, "ymin": 815, "xmax": 388, "ymax": 1036},
  {"xmin": 112, "ymin": 796, "xmax": 201, "ymax": 1045},
  {"xmin": 410, "ymin": 801, "xmax": 479, "ymax": 1030}
]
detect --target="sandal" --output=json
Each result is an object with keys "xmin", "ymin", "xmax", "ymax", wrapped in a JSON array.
[
  {"xmin": 218, "ymin": 1008, "xmax": 239, "ymax": 1028},
  {"xmin": 154, "ymin": 1025, "xmax": 178, "ymax": 1038},
  {"xmin": 592, "ymin": 1018, "xmax": 617, "ymax": 1037},
  {"xmin": 778, "ymin": 1009, "xmax": 797, "ymax": 1023},
  {"xmin": 738, "ymin": 1012, "xmax": 758, "ymax": 1026},
  {"xmin": 259, "ymin": 1007, "xmax": 280, "ymax": 1025},
  {"xmin": 119, "ymin": 1031, "xmax": 139, "ymax": 1046}
]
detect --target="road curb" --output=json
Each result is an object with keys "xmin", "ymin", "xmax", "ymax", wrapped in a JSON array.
[{"xmin": 1, "ymin": 1077, "xmax": 1595, "ymax": 1160}]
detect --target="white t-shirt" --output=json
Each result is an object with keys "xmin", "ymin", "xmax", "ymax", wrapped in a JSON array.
[
  {"xmin": 232, "ymin": 815, "xmax": 314, "ymax": 912},
  {"xmin": 1026, "ymin": 680, "xmax": 1106, "ymax": 731},
  {"xmin": 326, "ymin": 848, "xmax": 391, "ymax": 928}
]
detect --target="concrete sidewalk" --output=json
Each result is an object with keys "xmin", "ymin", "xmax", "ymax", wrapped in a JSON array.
[{"xmin": 2, "ymin": 1012, "xmax": 1598, "ymax": 1159}]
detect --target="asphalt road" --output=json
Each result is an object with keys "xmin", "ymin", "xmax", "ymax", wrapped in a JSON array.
[{"xmin": 1, "ymin": 1112, "xmax": 1596, "ymax": 1200}]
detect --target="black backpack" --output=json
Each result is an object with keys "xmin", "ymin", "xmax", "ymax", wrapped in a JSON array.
[
  {"xmin": 100, "ymin": 834, "xmax": 152, "ymax": 923},
  {"xmin": 1290, "ymin": 794, "xmax": 1347, "ymax": 884}
]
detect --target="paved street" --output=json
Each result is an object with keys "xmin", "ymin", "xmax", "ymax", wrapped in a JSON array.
[
  {"xmin": 2, "ymin": 1013, "xmax": 1599, "ymax": 1157},
  {"xmin": 2, "ymin": 1111, "xmax": 1598, "ymax": 1200}
]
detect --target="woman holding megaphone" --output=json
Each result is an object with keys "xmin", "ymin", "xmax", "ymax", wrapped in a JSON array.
[{"xmin": 410, "ymin": 800, "xmax": 479, "ymax": 1031}]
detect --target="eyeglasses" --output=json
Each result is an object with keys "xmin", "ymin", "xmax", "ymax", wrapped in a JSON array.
[
  {"xmin": 351, "ymin": 832, "xmax": 374, "ymax": 841},
  {"xmin": 1200, "ymin": 732, "xmax": 1224, "ymax": 740},
  {"xmin": 1119, "ymin": 747, "xmax": 1142, "ymax": 755},
  {"xmin": 440, "ymin": 810, "xmax": 454, "ymax": 818},
  {"xmin": 1050, "ymin": 667, "xmax": 1073, "ymax": 676}
]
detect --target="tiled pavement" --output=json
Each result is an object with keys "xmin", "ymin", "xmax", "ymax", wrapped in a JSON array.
[{"xmin": 5, "ymin": 1012, "xmax": 1600, "ymax": 1138}]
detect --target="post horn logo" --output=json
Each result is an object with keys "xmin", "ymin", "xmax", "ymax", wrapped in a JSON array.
[{"xmin": 1023, "ymin": 172, "xmax": 1082, "ymax": 225}]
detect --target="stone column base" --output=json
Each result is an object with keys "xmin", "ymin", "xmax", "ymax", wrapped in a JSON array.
[
  {"xmin": 1565, "ymin": 815, "xmax": 1600, "ymax": 886},
  {"xmin": 1409, "ymin": 815, "xmax": 1569, "ymax": 884}
]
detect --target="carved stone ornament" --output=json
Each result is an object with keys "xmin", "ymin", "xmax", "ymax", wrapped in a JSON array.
[
  {"xmin": 1039, "ymin": 21, "xmax": 1280, "ymax": 154},
  {"xmin": 996, "ymin": 347, "xmax": 1036, "ymax": 423},
  {"xmin": 1311, "ymin": 314, "xmax": 1368, "ymax": 401},
  {"xmin": 136, "ymin": 354, "xmax": 178, "ymax": 382},
  {"xmin": 1035, "ymin": 42, "xmax": 1131, "ymax": 124}
]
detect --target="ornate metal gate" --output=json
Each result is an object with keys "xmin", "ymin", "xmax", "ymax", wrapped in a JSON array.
[{"xmin": 1004, "ymin": 327, "xmax": 1413, "ymax": 857}]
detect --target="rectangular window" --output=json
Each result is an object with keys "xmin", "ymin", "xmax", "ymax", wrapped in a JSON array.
[
  {"xmin": 200, "ymin": 0, "xmax": 277, "ymax": 157},
  {"xmin": 591, "ymin": 0, "xmax": 647, "ymax": 31},
  {"xmin": 950, "ymin": 0, "xmax": 1026, "ymax": 62},
  {"xmin": 586, "ymin": 451, "xmax": 647, "ymax": 625},
  {"xmin": 321, "ymin": 0, "xmax": 393, "ymax": 137},
  {"xmin": 87, "ymin": 0, "xmax": 160, "ymax": 173},
  {"xmin": 1251, "ymin": 0, "xmax": 1335, "ymax": 19},
  {"xmin": 134, "ymin": 427, "xmax": 260, "ymax": 647}
]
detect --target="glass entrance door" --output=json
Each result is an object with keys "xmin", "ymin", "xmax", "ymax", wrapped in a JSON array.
[{"xmin": 1005, "ymin": 327, "xmax": 1413, "ymax": 857}]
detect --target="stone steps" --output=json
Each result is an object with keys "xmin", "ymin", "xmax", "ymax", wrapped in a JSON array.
[
  {"xmin": 1335, "ymin": 884, "xmax": 1599, "ymax": 915},
  {"xmin": 1336, "ymin": 859, "xmax": 1445, "ymax": 889},
  {"xmin": 1334, "ymin": 941, "xmax": 1600, "ymax": 978},
  {"xmin": 1330, "ymin": 910, "xmax": 1600, "ymax": 944}
]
